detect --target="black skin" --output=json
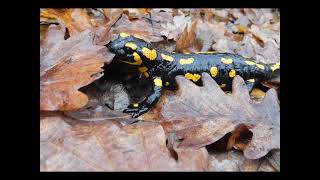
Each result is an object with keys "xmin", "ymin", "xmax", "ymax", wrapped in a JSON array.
[{"xmin": 107, "ymin": 34, "xmax": 280, "ymax": 118}]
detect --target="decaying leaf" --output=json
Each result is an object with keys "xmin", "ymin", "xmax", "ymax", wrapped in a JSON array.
[
  {"xmin": 40, "ymin": 25, "xmax": 113, "ymax": 111},
  {"xmin": 40, "ymin": 112, "xmax": 209, "ymax": 171},
  {"xmin": 141, "ymin": 73, "xmax": 280, "ymax": 159},
  {"xmin": 175, "ymin": 20, "xmax": 202, "ymax": 53},
  {"xmin": 40, "ymin": 8, "xmax": 280, "ymax": 171},
  {"xmin": 111, "ymin": 14, "xmax": 163, "ymax": 42},
  {"xmin": 208, "ymin": 151, "xmax": 259, "ymax": 172},
  {"xmin": 64, "ymin": 81, "xmax": 132, "ymax": 122},
  {"xmin": 160, "ymin": 15, "xmax": 192, "ymax": 40}
]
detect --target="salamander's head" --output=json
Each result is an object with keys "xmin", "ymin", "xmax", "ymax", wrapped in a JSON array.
[{"xmin": 107, "ymin": 33, "xmax": 156, "ymax": 66}]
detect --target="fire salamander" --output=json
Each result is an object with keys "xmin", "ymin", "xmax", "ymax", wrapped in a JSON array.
[{"xmin": 107, "ymin": 33, "xmax": 280, "ymax": 118}]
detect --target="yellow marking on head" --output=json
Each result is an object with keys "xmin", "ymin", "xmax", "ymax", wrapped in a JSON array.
[
  {"xmin": 195, "ymin": 51, "xmax": 216, "ymax": 54},
  {"xmin": 132, "ymin": 52, "xmax": 142, "ymax": 65},
  {"xmin": 179, "ymin": 58, "xmax": 194, "ymax": 65},
  {"xmin": 142, "ymin": 47, "xmax": 157, "ymax": 60},
  {"xmin": 120, "ymin": 32, "xmax": 130, "ymax": 38},
  {"xmin": 210, "ymin": 66, "xmax": 218, "ymax": 77},
  {"xmin": 221, "ymin": 58, "xmax": 233, "ymax": 64},
  {"xmin": 121, "ymin": 52, "xmax": 142, "ymax": 65},
  {"xmin": 138, "ymin": 66, "xmax": 148, "ymax": 73},
  {"xmin": 271, "ymin": 63, "xmax": 280, "ymax": 71},
  {"xmin": 229, "ymin": 69, "xmax": 236, "ymax": 78},
  {"xmin": 143, "ymin": 72, "xmax": 149, "ymax": 78},
  {"xmin": 133, "ymin": 103, "xmax": 139, "ymax": 108},
  {"xmin": 219, "ymin": 84, "xmax": 226, "ymax": 88},
  {"xmin": 125, "ymin": 42, "xmax": 137, "ymax": 50},
  {"xmin": 245, "ymin": 60, "xmax": 256, "ymax": 65},
  {"xmin": 247, "ymin": 79, "xmax": 255, "ymax": 83},
  {"xmin": 185, "ymin": 73, "xmax": 201, "ymax": 82},
  {"xmin": 184, "ymin": 52, "xmax": 190, "ymax": 54},
  {"xmin": 161, "ymin": 54, "xmax": 174, "ymax": 62},
  {"xmin": 256, "ymin": 64, "xmax": 265, "ymax": 70},
  {"xmin": 165, "ymin": 82, "xmax": 170, "ymax": 86},
  {"xmin": 154, "ymin": 78, "xmax": 162, "ymax": 86}
]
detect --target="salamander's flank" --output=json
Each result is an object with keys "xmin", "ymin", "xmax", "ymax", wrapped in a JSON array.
[{"xmin": 107, "ymin": 33, "xmax": 280, "ymax": 118}]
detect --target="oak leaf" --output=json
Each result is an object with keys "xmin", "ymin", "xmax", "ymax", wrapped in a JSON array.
[
  {"xmin": 141, "ymin": 73, "xmax": 280, "ymax": 159},
  {"xmin": 40, "ymin": 25, "xmax": 113, "ymax": 111},
  {"xmin": 40, "ymin": 112, "xmax": 209, "ymax": 171}
]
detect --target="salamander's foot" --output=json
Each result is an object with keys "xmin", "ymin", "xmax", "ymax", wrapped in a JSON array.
[{"xmin": 123, "ymin": 104, "xmax": 149, "ymax": 118}]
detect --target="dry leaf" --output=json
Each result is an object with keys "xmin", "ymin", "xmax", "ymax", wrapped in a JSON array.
[
  {"xmin": 141, "ymin": 73, "xmax": 280, "ymax": 159},
  {"xmin": 208, "ymin": 151, "xmax": 261, "ymax": 171},
  {"xmin": 40, "ymin": 25, "xmax": 113, "ymax": 111},
  {"xmin": 40, "ymin": 112, "xmax": 209, "ymax": 171},
  {"xmin": 49, "ymin": 9, "xmax": 93, "ymax": 36},
  {"xmin": 112, "ymin": 14, "xmax": 163, "ymax": 42},
  {"xmin": 160, "ymin": 15, "xmax": 192, "ymax": 40},
  {"xmin": 175, "ymin": 20, "xmax": 202, "ymax": 53},
  {"xmin": 196, "ymin": 20, "xmax": 226, "ymax": 51}
]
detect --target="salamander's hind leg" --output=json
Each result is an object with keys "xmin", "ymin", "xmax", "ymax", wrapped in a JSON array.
[{"xmin": 123, "ymin": 77, "xmax": 163, "ymax": 118}]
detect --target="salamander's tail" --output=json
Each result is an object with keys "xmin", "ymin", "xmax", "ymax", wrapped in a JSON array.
[{"xmin": 262, "ymin": 62, "xmax": 280, "ymax": 90}]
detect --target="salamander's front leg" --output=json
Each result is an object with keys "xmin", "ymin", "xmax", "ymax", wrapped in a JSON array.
[{"xmin": 124, "ymin": 77, "xmax": 163, "ymax": 118}]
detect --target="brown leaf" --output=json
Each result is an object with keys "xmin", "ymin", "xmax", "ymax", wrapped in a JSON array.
[
  {"xmin": 49, "ymin": 9, "xmax": 93, "ymax": 37},
  {"xmin": 175, "ymin": 20, "xmax": 202, "ymax": 53},
  {"xmin": 141, "ymin": 73, "xmax": 280, "ymax": 159},
  {"xmin": 123, "ymin": 8, "xmax": 151, "ymax": 20},
  {"xmin": 160, "ymin": 15, "xmax": 192, "ymax": 40},
  {"xmin": 196, "ymin": 21, "xmax": 226, "ymax": 51},
  {"xmin": 40, "ymin": 112, "xmax": 209, "ymax": 171},
  {"xmin": 41, "ymin": 8, "xmax": 120, "ymax": 45},
  {"xmin": 111, "ymin": 14, "xmax": 163, "ymax": 42},
  {"xmin": 40, "ymin": 25, "xmax": 113, "ymax": 111},
  {"xmin": 208, "ymin": 151, "xmax": 261, "ymax": 171},
  {"xmin": 64, "ymin": 82, "xmax": 132, "ymax": 122}
]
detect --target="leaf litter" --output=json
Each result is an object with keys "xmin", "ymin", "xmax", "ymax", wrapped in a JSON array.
[{"xmin": 40, "ymin": 8, "xmax": 280, "ymax": 171}]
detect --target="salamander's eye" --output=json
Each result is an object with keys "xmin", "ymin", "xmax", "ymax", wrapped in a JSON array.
[{"xmin": 123, "ymin": 46, "xmax": 135, "ymax": 53}]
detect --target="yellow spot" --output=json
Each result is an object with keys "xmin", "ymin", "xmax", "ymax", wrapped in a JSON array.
[
  {"xmin": 133, "ymin": 103, "xmax": 139, "ymax": 108},
  {"xmin": 229, "ymin": 69, "xmax": 236, "ymax": 78},
  {"xmin": 161, "ymin": 54, "xmax": 174, "ymax": 62},
  {"xmin": 132, "ymin": 52, "xmax": 142, "ymax": 65},
  {"xmin": 221, "ymin": 58, "xmax": 233, "ymax": 64},
  {"xmin": 138, "ymin": 66, "xmax": 148, "ymax": 73},
  {"xmin": 271, "ymin": 63, "xmax": 280, "ymax": 71},
  {"xmin": 120, "ymin": 53, "xmax": 141, "ymax": 66},
  {"xmin": 142, "ymin": 47, "xmax": 157, "ymax": 60},
  {"xmin": 154, "ymin": 78, "xmax": 162, "ymax": 86},
  {"xmin": 245, "ymin": 60, "xmax": 256, "ymax": 65},
  {"xmin": 219, "ymin": 84, "xmax": 226, "ymax": 88},
  {"xmin": 195, "ymin": 51, "xmax": 216, "ymax": 54},
  {"xmin": 256, "ymin": 64, "xmax": 265, "ymax": 70},
  {"xmin": 120, "ymin": 32, "xmax": 130, "ymax": 38},
  {"xmin": 185, "ymin": 73, "xmax": 201, "ymax": 82},
  {"xmin": 247, "ymin": 79, "xmax": 255, "ymax": 83},
  {"xmin": 165, "ymin": 82, "xmax": 170, "ymax": 86},
  {"xmin": 184, "ymin": 52, "xmax": 190, "ymax": 54},
  {"xmin": 143, "ymin": 72, "xmax": 149, "ymax": 78},
  {"xmin": 121, "ymin": 52, "xmax": 142, "ymax": 65},
  {"xmin": 210, "ymin": 66, "xmax": 218, "ymax": 77},
  {"xmin": 179, "ymin": 58, "xmax": 194, "ymax": 65},
  {"xmin": 125, "ymin": 42, "xmax": 137, "ymax": 50}
]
